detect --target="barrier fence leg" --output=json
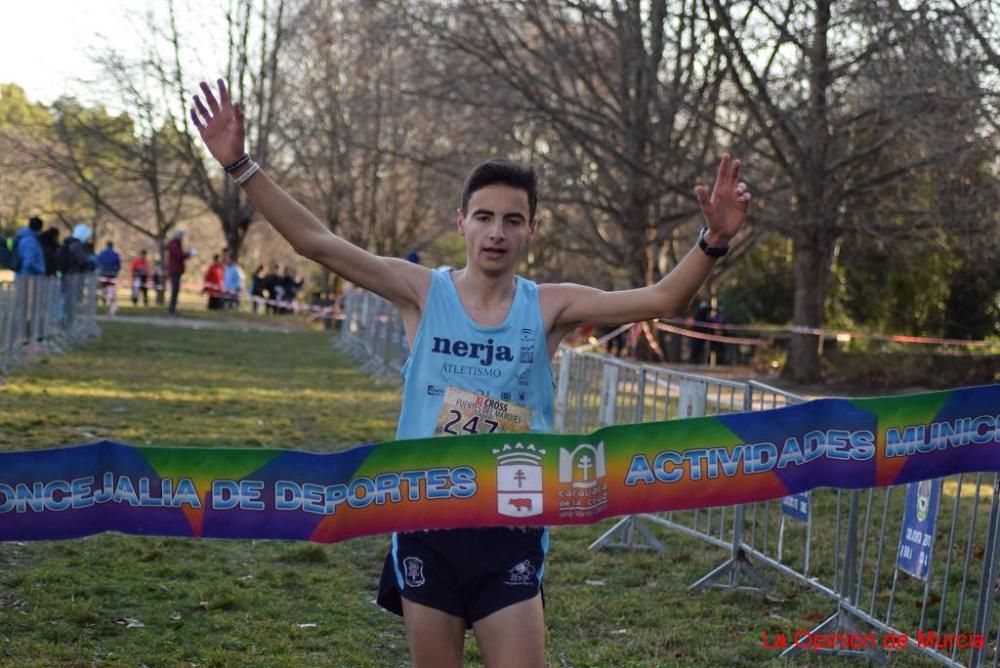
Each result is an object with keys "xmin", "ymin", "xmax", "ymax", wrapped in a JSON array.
[
  {"xmin": 589, "ymin": 515, "xmax": 665, "ymax": 552},
  {"xmin": 687, "ymin": 382, "xmax": 770, "ymax": 592},
  {"xmin": 969, "ymin": 476, "xmax": 1000, "ymax": 668},
  {"xmin": 0, "ymin": 284, "xmax": 13, "ymax": 377},
  {"xmin": 780, "ymin": 490, "xmax": 885, "ymax": 664},
  {"xmin": 589, "ymin": 360, "xmax": 665, "ymax": 553},
  {"xmin": 689, "ymin": 504, "xmax": 770, "ymax": 593}
]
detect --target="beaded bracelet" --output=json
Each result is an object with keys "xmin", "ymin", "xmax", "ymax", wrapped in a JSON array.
[
  {"xmin": 223, "ymin": 154, "xmax": 250, "ymax": 174},
  {"xmin": 233, "ymin": 161, "xmax": 261, "ymax": 186}
]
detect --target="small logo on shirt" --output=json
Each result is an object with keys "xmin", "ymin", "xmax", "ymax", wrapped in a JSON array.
[
  {"xmin": 403, "ymin": 557, "xmax": 425, "ymax": 587},
  {"xmin": 519, "ymin": 328, "xmax": 535, "ymax": 363},
  {"xmin": 426, "ymin": 385, "xmax": 445, "ymax": 397},
  {"xmin": 505, "ymin": 559, "xmax": 537, "ymax": 586}
]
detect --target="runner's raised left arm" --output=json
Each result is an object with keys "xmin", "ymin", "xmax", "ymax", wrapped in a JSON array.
[{"xmin": 543, "ymin": 154, "xmax": 750, "ymax": 328}]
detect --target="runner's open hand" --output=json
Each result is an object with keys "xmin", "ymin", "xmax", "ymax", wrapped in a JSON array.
[
  {"xmin": 695, "ymin": 154, "xmax": 751, "ymax": 246},
  {"xmin": 190, "ymin": 79, "xmax": 245, "ymax": 167}
]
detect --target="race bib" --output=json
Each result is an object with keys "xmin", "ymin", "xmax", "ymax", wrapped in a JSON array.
[{"xmin": 435, "ymin": 387, "xmax": 532, "ymax": 436}]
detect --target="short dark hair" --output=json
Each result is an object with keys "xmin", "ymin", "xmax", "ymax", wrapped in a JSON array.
[
  {"xmin": 28, "ymin": 216, "xmax": 43, "ymax": 232},
  {"xmin": 460, "ymin": 159, "xmax": 538, "ymax": 221}
]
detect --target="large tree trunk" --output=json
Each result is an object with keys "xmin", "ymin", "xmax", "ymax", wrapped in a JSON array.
[{"xmin": 786, "ymin": 223, "xmax": 833, "ymax": 382}]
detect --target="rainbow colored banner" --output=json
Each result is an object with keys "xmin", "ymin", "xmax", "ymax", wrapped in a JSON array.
[{"xmin": 2, "ymin": 385, "xmax": 999, "ymax": 543}]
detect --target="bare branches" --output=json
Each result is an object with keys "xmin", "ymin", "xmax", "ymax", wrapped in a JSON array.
[{"xmin": 403, "ymin": 0, "xmax": 726, "ymax": 286}]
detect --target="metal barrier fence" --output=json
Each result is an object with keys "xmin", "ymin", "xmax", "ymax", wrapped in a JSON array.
[
  {"xmin": 0, "ymin": 273, "xmax": 101, "ymax": 377},
  {"xmin": 334, "ymin": 289, "xmax": 408, "ymax": 383},
  {"xmin": 336, "ymin": 288, "xmax": 1000, "ymax": 666}
]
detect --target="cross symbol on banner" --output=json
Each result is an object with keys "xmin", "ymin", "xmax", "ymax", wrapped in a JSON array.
[
  {"xmin": 514, "ymin": 469, "xmax": 526, "ymax": 487},
  {"xmin": 577, "ymin": 455, "xmax": 593, "ymax": 481}
]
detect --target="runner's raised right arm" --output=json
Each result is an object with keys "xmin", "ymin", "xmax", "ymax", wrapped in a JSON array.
[{"xmin": 189, "ymin": 79, "xmax": 429, "ymax": 312}]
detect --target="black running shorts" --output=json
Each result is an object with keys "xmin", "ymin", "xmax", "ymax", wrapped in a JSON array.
[{"xmin": 377, "ymin": 526, "xmax": 547, "ymax": 627}]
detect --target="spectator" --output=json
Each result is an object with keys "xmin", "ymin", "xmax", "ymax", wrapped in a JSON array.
[
  {"xmin": 263, "ymin": 263, "xmax": 281, "ymax": 313},
  {"xmin": 40, "ymin": 227, "xmax": 60, "ymax": 276},
  {"xmin": 152, "ymin": 261, "xmax": 166, "ymax": 305},
  {"xmin": 130, "ymin": 250, "xmax": 151, "ymax": 306},
  {"xmin": 95, "ymin": 241, "xmax": 122, "ymax": 313},
  {"xmin": 280, "ymin": 266, "xmax": 303, "ymax": 314},
  {"xmin": 57, "ymin": 224, "xmax": 95, "ymax": 275},
  {"xmin": 166, "ymin": 230, "xmax": 194, "ymax": 315},
  {"xmin": 96, "ymin": 241, "xmax": 121, "ymax": 278},
  {"xmin": 249, "ymin": 264, "xmax": 265, "ymax": 313},
  {"xmin": 203, "ymin": 253, "xmax": 225, "ymax": 310},
  {"xmin": 13, "ymin": 216, "xmax": 45, "ymax": 278},
  {"xmin": 690, "ymin": 300, "xmax": 711, "ymax": 364},
  {"xmin": 222, "ymin": 251, "xmax": 243, "ymax": 309},
  {"xmin": 58, "ymin": 223, "xmax": 94, "ymax": 329}
]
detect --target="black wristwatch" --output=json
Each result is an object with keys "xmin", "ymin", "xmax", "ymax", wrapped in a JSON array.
[{"xmin": 697, "ymin": 227, "xmax": 730, "ymax": 258}]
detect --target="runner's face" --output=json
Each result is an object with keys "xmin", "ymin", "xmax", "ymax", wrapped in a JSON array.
[{"xmin": 458, "ymin": 184, "xmax": 534, "ymax": 277}]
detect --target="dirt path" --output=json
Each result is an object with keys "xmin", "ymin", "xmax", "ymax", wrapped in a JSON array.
[{"xmin": 96, "ymin": 314, "xmax": 310, "ymax": 334}]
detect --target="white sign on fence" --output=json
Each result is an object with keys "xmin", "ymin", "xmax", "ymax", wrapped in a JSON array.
[{"xmin": 678, "ymin": 379, "xmax": 708, "ymax": 418}]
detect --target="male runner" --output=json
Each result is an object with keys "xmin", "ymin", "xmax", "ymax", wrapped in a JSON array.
[{"xmin": 190, "ymin": 79, "xmax": 750, "ymax": 668}]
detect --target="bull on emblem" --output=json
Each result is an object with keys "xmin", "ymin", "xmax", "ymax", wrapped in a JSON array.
[{"xmin": 508, "ymin": 497, "xmax": 533, "ymax": 512}]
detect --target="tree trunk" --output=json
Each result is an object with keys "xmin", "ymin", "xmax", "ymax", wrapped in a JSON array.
[{"xmin": 785, "ymin": 225, "xmax": 833, "ymax": 382}]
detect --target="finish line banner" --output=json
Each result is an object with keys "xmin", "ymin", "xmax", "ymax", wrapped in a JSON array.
[{"xmin": 2, "ymin": 385, "xmax": 999, "ymax": 543}]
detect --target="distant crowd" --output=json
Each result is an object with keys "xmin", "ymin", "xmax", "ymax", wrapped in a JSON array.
[
  {"xmin": 199, "ymin": 251, "xmax": 304, "ymax": 314},
  {"xmin": 1, "ymin": 217, "xmax": 304, "ymax": 316},
  {"xmin": 2, "ymin": 216, "xmax": 98, "ymax": 278}
]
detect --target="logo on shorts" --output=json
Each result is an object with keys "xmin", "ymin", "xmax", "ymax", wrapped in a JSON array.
[
  {"xmin": 504, "ymin": 559, "xmax": 537, "ymax": 586},
  {"xmin": 403, "ymin": 557, "xmax": 425, "ymax": 587},
  {"xmin": 494, "ymin": 442, "xmax": 545, "ymax": 518}
]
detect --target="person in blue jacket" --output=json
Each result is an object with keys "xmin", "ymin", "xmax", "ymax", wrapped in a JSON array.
[
  {"xmin": 96, "ymin": 241, "xmax": 122, "ymax": 279},
  {"xmin": 95, "ymin": 241, "xmax": 123, "ymax": 312},
  {"xmin": 13, "ymin": 216, "xmax": 46, "ymax": 278}
]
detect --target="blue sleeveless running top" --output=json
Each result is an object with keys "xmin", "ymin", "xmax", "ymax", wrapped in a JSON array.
[{"xmin": 396, "ymin": 268, "xmax": 554, "ymax": 440}]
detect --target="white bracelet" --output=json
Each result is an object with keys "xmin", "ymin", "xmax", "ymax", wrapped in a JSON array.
[{"xmin": 233, "ymin": 161, "xmax": 260, "ymax": 186}]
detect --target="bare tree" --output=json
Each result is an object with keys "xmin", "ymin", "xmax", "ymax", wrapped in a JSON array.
[
  {"xmin": 704, "ymin": 0, "xmax": 991, "ymax": 381},
  {"xmin": 276, "ymin": 0, "xmax": 518, "ymax": 292},
  {"xmin": 408, "ymin": 0, "xmax": 728, "ymax": 289},
  {"xmin": 41, "ymin": 51, "xmax": 200, "ymax": 258},
  {"xmin": 0, "ymin": 85, "xmax": 68, "ymax": 231},
  {"xmin": 2, "ymin": 71, "xmax": 198, "ymax": 260},
  {"xmin": 160, "ymin": 0, "xmax": 291, "ymax": 258}
]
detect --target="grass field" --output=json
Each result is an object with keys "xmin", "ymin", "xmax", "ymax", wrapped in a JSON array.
[{"xmin": 0, "ymin": 315, "xmax": 955, "ymax": 666}]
